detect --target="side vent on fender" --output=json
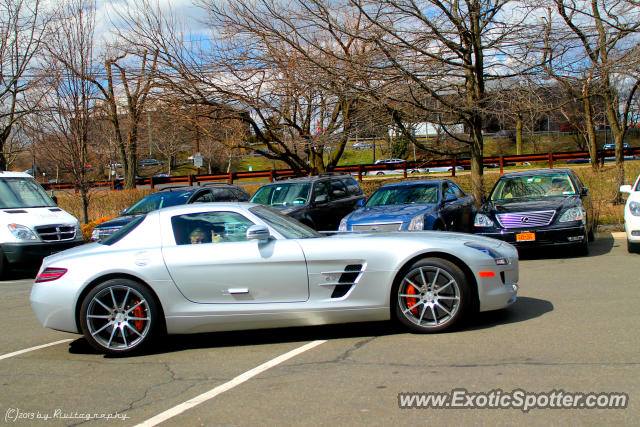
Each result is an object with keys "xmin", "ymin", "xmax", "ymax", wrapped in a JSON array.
[{"xmin": 327, "ymin": 264, "xmax": 363, "ymax": 299}]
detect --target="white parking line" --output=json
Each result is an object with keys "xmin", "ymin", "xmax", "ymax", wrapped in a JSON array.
[
  {"xmin": 135, "ymin": 339, "xmax": 327, "ymax": 427},
  {"xmin": 0, "ymin": 339, "xmax": 73, "ymax": 361}
]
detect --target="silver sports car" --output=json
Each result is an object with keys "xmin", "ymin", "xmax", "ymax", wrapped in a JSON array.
[{"xmin": 31, "ymin": 203, "xmax": 519, "ymax": 355}]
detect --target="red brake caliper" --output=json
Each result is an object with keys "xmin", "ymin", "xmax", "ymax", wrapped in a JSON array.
[
  {"xmin": 133, "ymin": 301, "xmax": 144, "ymax": 332},
  {"xmin": 406, "ymin": 285, "xmax": 419, "ymax": 315}
]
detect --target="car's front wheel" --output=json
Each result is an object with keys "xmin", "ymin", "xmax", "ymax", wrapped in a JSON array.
[
  {"xmin": 80, "ymin": 279, "xmax": 161, "ymax": 356},
  {"xmin": 394, "ymin": 258, "xmax": 471, "ymax": 333}
]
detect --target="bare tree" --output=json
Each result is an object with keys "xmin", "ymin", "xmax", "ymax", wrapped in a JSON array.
[
  {"xmin": 113, "ymin": 0, "xmax": 381, "ymax": 174},
  {"xmin": 546, "ymin": 0, "xmax": 640, "ymax": 200},
  {"xmin": 326, "ymin": 0, "xmax": 538, "ymax": 204},
  {"xmin": 49, "ymin": 41, "xmax": 159, "ymax": 189},
  {"xmin": 36, "ymin": 0, "xmax": 98, "ymax": 224},
  {"xmin": 0, "ymin": 0, "xmax": 50, "ymax": 170}
]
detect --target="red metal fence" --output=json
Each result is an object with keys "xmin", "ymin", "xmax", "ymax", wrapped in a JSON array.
[{"xmin": 42, "ymin": 147, "xmax": 640, "ymax": 191}]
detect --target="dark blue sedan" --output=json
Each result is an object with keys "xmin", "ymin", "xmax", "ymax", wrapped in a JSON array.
[{"xmin": 338, "ymin": 180, "xmax": 476, "ymax": 232}]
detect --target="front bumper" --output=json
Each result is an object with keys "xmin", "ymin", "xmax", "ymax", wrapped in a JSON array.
[
  {"xmin": 475, "ymin": 225, "xmax": 587, "ymax": 248},
  {"xmin": 624, "ymin": 214, "xmax": 640, "ymax": 243},
  {"xmin": 3, "ymin": 238, "xmax": 85, "ymax": 268}
]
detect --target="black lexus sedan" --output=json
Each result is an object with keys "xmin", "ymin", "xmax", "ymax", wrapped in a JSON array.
[{"xmin": 474, "ymin": 168, "xmax": 594, "ymax": 254}]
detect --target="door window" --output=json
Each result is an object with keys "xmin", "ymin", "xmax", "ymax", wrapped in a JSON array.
[{"xmin": 171, "ymin": 211, "xmax": 254, "ymax": 245}]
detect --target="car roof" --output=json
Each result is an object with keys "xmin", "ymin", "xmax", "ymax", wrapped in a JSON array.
[
  {"xmin": 378, "ymin": 179, "xmax": 447, "ymax": 188},
  {"xmin": 265, "ymin": 174, "xmax": 354, "ymax": 184},
  {"xmin": 157, "ymin": 183, "xmax": 241, "ymax": 193},
  {"xmin": 150, "ymin": 201, "xmax": 256, "ymax": 216},
  {"xmin": 499, "ymin": 168, "xmax": 574, "ymax": 178},
  {"xmin": 0, "ymin": 171, "xmax": 34, "ymax": 179}
]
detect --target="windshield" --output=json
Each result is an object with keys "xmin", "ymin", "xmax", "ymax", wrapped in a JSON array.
[
  {"xmin": 126, "ymin": 191, "xmax": 192, "ymax": 215},
  {"xmin": 490, "ymin": 174, "xmax": 576, "ymax": 201},
  {"xmin": 250, "ymin": 183, "xmax": 311, "ymax": 207},
  {"xmin": 249, "ymin": 205, "xmax": 320, "ymax": 239},
  {"xmin": 0, "ymin": 178, "xmax": 56, "ymax": 209},
  {"xmin": 366, "ymin": 184, "xmax": 439, "ymax": 206}
]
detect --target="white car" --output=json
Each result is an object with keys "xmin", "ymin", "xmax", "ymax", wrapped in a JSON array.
[
  {"xmin": 31, "ymin": 203, "xmax": 518, "ymax": 355},
  {"xmin": 620, "ymin": 174, "xmax": 640, "ymax": 252}
]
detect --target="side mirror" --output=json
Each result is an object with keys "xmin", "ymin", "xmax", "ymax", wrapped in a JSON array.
[
  {"xmin": 481, "ymin": 195, "xmax": 487, "ymax": 204},
  {"xmin": 314, "ymin": 194, "xmax": 328, "ymax": 205},
  {"xmin": 51, "ymin": 195, "xmax": 58, "ymax": 205},
  {"xmin": 581, "ymin": 187, "xmax": 589, "ymax": 197},
  {"xmin": 356, "ymin": 198, "xmax": 366, "ymax": 208},
  {"xmin": 246, "ymin": 225, "xmax": 270, "ymax": 241},
  {"xmin": 121, "ymin": 208, "xmax": 128, "ymax": 215},
  {"xmin": 443, "ymin": 193, "xmax": 457, "ymax": 203},
  {"xmin": 620, "ymin": 185, "xmax": 632, "ymax": 194}
]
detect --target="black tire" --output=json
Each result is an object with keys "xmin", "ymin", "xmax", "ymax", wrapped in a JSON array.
[
  {"xmin": 393, "ymin": 258, "xmax": 471, "ymax": 333},
  {"xmin": 587, "ymin": 226, "xmax": 595, "ymax": 242},
  {"xmin": 576, "ymin": 230, "xmax": 589, "ymax": 256},
  {"xmin": 628, "ymin": 240, "xmax": 639, "ymax": 254},
  {"xmin": 80, "ymin": 278, "xmax": 161, "ymax": 356},
  {"xmin": 432, "ymin": 221, "xmax": 445, "ymax": 231},
  {"xmin": 376, "ymin": 172, "xmax": 385, "ymax": 176}
]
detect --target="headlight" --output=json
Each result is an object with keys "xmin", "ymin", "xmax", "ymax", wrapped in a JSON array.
[
  {"xmin": 8, "ymin": 223, "xmax": 38, "ymax": 241},
  {"xmin": 338, "ymin": 218, "xmax": 348, "ymax": 231},
  {"xmin": 91, "ymin": 227, "xmax": 101, "ymax": 241},
  {"xmin": 408, "ymin": 214, "xmax": 425, "ymax": 230},
  {"xmin": 474, "ymin": 213, "xmax": 495, "ymax": 227},
  {"xmin": 559, "ymin": 207, "xmax": 585, "ymax": 223},
  {"xmin": 629, "ymin": 201, "xmax": 640, "ymax": 216},
  {"xmin": 464, "ymin": 242, "xmax": 508, "ymax": 265}
]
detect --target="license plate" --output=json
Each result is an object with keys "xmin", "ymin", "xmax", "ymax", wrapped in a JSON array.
[{"xmin": 516, "ymin": 232, "xmax": 536, "ymax": 242}]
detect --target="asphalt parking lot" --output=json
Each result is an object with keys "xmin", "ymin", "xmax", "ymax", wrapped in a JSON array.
[{"xmin": 1, "ymin": 232, "xmax": 638, "ymax": 426}]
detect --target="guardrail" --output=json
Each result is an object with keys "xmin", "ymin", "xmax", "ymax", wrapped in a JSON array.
[{"xmin": 41, "ymin": 147, "xmax": 640, "ymax": 191}]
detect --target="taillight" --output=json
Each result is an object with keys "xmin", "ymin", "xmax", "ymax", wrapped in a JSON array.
[{"xmin": 35, "ymin": 268, "xmax": 68, "ymax": 283}]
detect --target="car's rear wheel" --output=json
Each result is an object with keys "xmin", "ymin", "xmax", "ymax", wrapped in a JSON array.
[
  {"xmin": 80, "ymin": 279, "xmax": 160, "ymax": 356},
  {"xmin": 628, "ymin": 240, "xmax": 639, "ymax": 253},
  {"xmin": 394, "ymin": 258, "xmax": 471, "ymax": 333}
]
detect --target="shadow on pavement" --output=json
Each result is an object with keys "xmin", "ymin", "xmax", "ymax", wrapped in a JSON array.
[
  {"xmin": 468, "ymin": 296, "xmax": 553, "ymax": 330},
  {"xmin": 518, "ymin": 233, "xmax": 615, "ymax": 260},
  {"xmin": 68, "ymin": 297, "xmax": 553, "ymax": 357}
]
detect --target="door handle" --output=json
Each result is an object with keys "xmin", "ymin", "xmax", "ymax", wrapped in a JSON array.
[{"xmin": 227, "ymin": 288, "xmax": 249, "ymax": 294}]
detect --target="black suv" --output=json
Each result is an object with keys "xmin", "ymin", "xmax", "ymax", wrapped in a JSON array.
[
  {"xmin": 250, "ymin": 174, "xmax": 365, "ymax": 230},
  {"xmin": 91, "ymin": 184, "xmax": 250, "ymax": 241}
]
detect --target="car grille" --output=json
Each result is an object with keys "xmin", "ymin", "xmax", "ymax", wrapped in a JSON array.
[
  {"xmin": 35, "ymin": 225, "xmax": 77, "ymax": 241},
  {"xmin": 352, "ymin": 222, "xmax": 402, "ymax": 231},
  {"xmin": 496, "ymin": 210, "xmax": 556, "ymax": 229}
]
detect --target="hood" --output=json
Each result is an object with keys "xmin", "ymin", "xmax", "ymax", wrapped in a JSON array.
[
  {"xmin": 346, "ymin": 204, "xmax": 437, "ymax": 225},
  {"xmin": 0, "ymin": 206, "xmax": 79, "ymax": 227},
  {"xmin": 481, "ymin": 196, "xmax": 580, "ymax": 214},
  {"xmin": 40, "ymin": 241, "xmax": 102, "ymax": 266},
  {"xmin": 94, "ymin": 214, "xmax": 141, "ymax": 229},
  {"xmin": 328, "ymin": 229, "xmax": 516, "ymax": 256}
]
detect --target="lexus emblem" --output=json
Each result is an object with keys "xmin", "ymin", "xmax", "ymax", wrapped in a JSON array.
[{"xmin": 520, "ymin": 217, "xmax": 530, "ymax": 224}]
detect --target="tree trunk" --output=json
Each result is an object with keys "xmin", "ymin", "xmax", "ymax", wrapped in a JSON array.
[
  {"xmin": 515, "ymin": 115, "xmax": 523, "ymax": 156},
  {"xmin": 469, "ymin": 120, "xmax": 484, "ymax": 208},
  {"xmin": 583, "ymin": 96, "xmax": 599, "ymax": 171}
]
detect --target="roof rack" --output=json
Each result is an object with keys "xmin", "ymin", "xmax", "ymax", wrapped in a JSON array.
[
  {"xmin": 202, "ymin": 182, "xmax": 236, "ymax": 187},
  {"xmin": 317, "ymin": 172, "xmax": 348, "ymax": 177},
  {"xmin": 157, "ymin": 186, "xmax": 192, "ymax": 192}
]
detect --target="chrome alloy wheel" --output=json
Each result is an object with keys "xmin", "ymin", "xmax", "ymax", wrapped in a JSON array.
[
  {"xmin": 84, "ymin": 285, "xmax": 152, "ymax": 351},
  {"xmin": 398, "ymin": 265, "xmax": 461, "ymax": 328}
]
